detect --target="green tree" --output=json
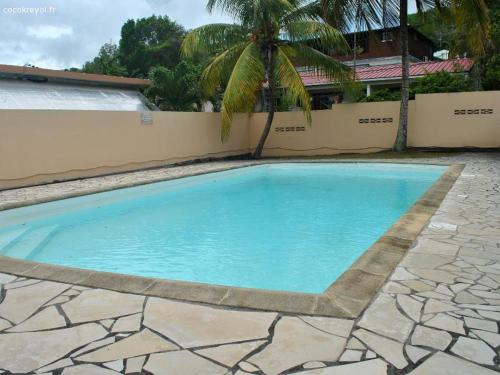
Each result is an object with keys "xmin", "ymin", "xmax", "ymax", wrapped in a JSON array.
[
  {"xmin": 119, "ymin": 15, "xmax": 185, "ymax": 77},
  {"xmin": 409, "ymin": 3, "xmax": 499, "ymax": 91},
  {"xmin": 408, "ymin": 9, "xmax": 469, "ymax": 57},
  {"xmin": 145, "ymin": 62, "xmax": 205, "ymax": 111},
  {"xmin": 82, "ymin": 42, "xmax": 127, "ymax": 76},
  {"xmin": 480, "ymin": 55, "xmax": 500, "ymax": 91},
  {"xmin": 478, "ymin": 0, "xmax": 500, "ymax": 90},
  {"xmin": 182, "ymin": 0, "xmax": 352, "ymax": 158}
]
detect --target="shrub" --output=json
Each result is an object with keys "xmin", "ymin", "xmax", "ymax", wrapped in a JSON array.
[
  {"xmin": 412, "ymin": 70, "xmax": 474, "ymax": 94},
  {"xmin": 145, "ymin": 62, "xmax": 204, "ymax": 111},
  {"xmin": 357, "ymin": 88, "xmax": 401, "ymax": 102}
]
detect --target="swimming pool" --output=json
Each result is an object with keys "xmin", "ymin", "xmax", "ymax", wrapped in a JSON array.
[{"xmin": 0, "ymin": 163, "xmax": 446, "ymax": 293}]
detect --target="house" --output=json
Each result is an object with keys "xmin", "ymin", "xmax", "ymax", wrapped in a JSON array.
[
  {"xmin": 333, "ymin": 26, "xmax": 436, "ymax": 67},
  {"xmin": 258, "ymin": 26, "xmax": 468, "ymax": 111},
  {"xmin": 301, "ymin": 58, "xmax": 475, "ymax": 109},
  {"xmin": 0, "ymin": 64, "xmax": 153, "ymax": 111}
]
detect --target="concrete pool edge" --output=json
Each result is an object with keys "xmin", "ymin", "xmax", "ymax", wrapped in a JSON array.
[{"xmin": 0, "ymin": 161, "xmax": 465, "ymax": 318}]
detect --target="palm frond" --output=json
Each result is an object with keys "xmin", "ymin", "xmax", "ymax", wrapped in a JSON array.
[
  {"xmin": 283, "ymin": 20, "xmax": 350, "ymax": 53},
  {"xmin": 207, "ymin": 0, "xmax": 296, "ymax": 27},
  {"xmin": 320, "ymin": 0, "xmax": 399, "ymax": 32},
  {"xmin": 200, "ymin": 42, "xmax": 250, "ymax": 96},
  {"xmin": 413, "ymin": 0, "xmax": 490, "ymax": 56},
  {"xmin": 206, "ymin": 0, "xmax": 249, "ymax": 17},
  {"xmin": 282, "ymin": 43, "xmax": 353, "ymax": 86},
  {"xmin": 449, "ymin": 0, "xmax": 490, "ymax": 56},
  {"xmin": 281, "ymin": 0, "xmax": 323, "ymax": 24},
  {"xmin": 415, "ymin": 0, "xmax": 446, "ymax": 13},
  {"xmin": 275, "ymin": 46, "xmax": 312, "ymax": 124},
  {"xmin": 220, "ymin": 43, "xmax": 266, "ymax": 141},
  {"xmin": 181, "ymin": 23, "xmax": 249, "ymax": 58},
  {"xmin": 320, "ymin": 0, "xmax": 352, "ymax": 32},
  {"xmin": 379, "ymin": 0, "xmax": 400, "ymax": 28}
]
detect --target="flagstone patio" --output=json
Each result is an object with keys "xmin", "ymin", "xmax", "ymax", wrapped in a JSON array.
[{"xmin": 0, "ymin": 152, "xmax": 499, "ymax": 374}]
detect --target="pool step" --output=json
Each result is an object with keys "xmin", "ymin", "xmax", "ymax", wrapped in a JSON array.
[
  {"xmin": 0, "ymin": 228, "xmax": 29, "ymax": 252},
  {"xmin": 2, "ymin": 225, "xmax": 59, "ymax": 259}
]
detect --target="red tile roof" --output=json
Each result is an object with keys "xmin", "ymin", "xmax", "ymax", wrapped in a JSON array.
[{"xmin": 300, "ymin": 58, "xmax": 474, "ymax": 86}]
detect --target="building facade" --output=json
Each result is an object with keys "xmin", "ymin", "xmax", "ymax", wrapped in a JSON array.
[
  {"xmin": 301, "ymin": 58, "xmax": 474, "ymax": 109},
  {"xmin": 337, "ymin": 26, "xmax": 435, "ymax": 66},
  {"xmin": 263, "ymin": 26, "xmax": 473, "ymax": 111}
]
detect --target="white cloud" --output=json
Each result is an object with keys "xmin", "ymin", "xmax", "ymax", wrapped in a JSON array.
[
  {"xmin": 26, "ymin": 25, "xmax": 73, "ymax": 39},
  {"xmin": 0, "ymin": 0, "xmax": 417, "ymax": 70},
  {"xmin": 0, "ymin": 0, "xmax": 231, "ymax": 69}
]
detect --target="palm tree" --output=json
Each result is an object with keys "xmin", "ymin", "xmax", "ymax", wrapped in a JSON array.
[
  {"xmin": 393, "ymin": 0, "xmax": 490, "ymax": 151},
  {"xmin": 320, "ymin": 0, "xmax": 490, "ymax": 152},
  {"xmin": 181, "ymin": 0, "xmax": 353, "ymax": 158},
  {"xmin": 393, "ymin": 0, "xmax": 409, "ymax": 151}
]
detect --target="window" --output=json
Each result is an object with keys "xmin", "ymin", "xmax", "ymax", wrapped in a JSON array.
[
  {"xmin": 381, "ymin": 31, "xmax": 393, "ymax": 42},
  {"xmin": 346, "ymin": 32, "xmax": 369, "ymax": 53}
]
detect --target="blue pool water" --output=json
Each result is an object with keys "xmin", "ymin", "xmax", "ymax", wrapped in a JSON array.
[{"xmin": 0, "ymin": 163, "xmax": 445, "ymax": 293}]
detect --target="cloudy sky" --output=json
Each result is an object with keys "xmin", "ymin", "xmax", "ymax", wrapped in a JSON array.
[
  {"xmin": 0, "ymin": 0, "xmax": 417, "ymax": 70},
  {"xmin": 0, "ymin": 0, "xmax": 232, "ymax": 69}
]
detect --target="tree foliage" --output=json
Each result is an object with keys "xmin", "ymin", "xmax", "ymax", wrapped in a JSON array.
[
  {"xmin": 145, "ymin": 62, "xmax": 205, "ymax": 111},
  {"xmin": 358, "ymin": 88, "xmax": 401, "ymax": 102},
  {"xmin": 413, "ymin": 70, "xmax": 473, "ymax": 94},
  {"xmin": 79, "ymin": 14, "xmax": 219, "ymax": 112},
  {"xmin": 81, "ymin": 16, "xmax": 186, "ymax": 78},
  {"xmin": 408, "ymin": 9, "xmax": 468, "ymax": 57},
  {"xmin": 119, "ymin": 15, "xmax": 185, "ymax": 77},
  {"xmin": 320, "ymin": 0, "xmax": 400, "ymax": 33},
  {"xmin": 82, "ymin": 43, "xmax": 127, "ymax": 76},
  {"xmin": 409, "ymin": 0, "xmax": 499, "ymax": 90},
  {"xmin": 405, "ymin": 0, "xmax": 490, "ymax": 57},
  {"xmin": 478, "ymin": 0, "xmax": 500, "ymax": 90}
]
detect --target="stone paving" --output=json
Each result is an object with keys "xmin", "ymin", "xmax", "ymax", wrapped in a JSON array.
[{"xmin": 0, "ymin": 153, "xmax": 499, "ymax": 374}]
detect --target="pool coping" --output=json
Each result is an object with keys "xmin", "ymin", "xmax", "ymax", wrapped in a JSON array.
[{"xmin": 0, "ymin": 161, "xmax": 465, "ymax": 318}]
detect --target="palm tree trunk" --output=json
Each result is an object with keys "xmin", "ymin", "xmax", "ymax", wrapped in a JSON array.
[
  {"xmin": 353, "ymin": 0, "xmax": 360, "ymax": 82},
  {"xmin": 353, "ymin": 29, "xmax": 357, "ymax": 78},
  {"xmin": 253, "ymin": 48, "xmax": 275, "ymax": 159},
  {"xmin": 394, "ymin": 0, "xmax": 409, "ymax": 152}
]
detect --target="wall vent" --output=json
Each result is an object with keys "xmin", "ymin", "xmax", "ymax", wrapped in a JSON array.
[
  {"xmin": 454, "ymin": 109, "xmax": 493, "ymax": 115},
  {"xmin": 358, "ymin": 117, "xmax": 393, "ymax": 124},
  {"xmin": 275, "ymin": 126, "xmax": 306, "ymax": 132},
  {"xmin": 141, "ymin": 112, "xmax": 153, "ymax": 125}
]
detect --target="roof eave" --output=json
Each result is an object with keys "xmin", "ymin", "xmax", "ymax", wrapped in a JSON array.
[{"xmin": 0, "ymin": 64, "xmax": 151, "ymax": 89}]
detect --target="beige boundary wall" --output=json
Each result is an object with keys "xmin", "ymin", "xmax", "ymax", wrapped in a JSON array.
[
  {"xmin": 410, "ymin": 91, "xmax": 500, "ymax": 148},
  {"xmin": 1, "ymin": 91, "xmax": 499, "ymax": 189},
  {"xmin": 249, "ymin": 101, "xmax": 401, "ymax": 156},
  {"xmin": 250, "ymin": 91, "xmax": 500, "ymax": 156},
  {"xmin": 0, "ymin": 111, "xmax": 250, "ymax": 189}
]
